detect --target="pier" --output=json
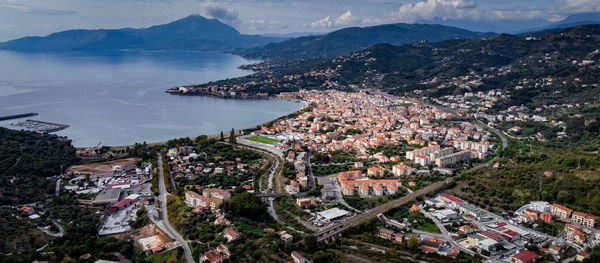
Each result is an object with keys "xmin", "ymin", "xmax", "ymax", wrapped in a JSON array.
[
  {"xmin": 0, "ymin": 113, "xmax": 38, "ymax": 121},
  {"xmin": 12, "ymin": 119, "xmax": 70, "ymax": 133}
]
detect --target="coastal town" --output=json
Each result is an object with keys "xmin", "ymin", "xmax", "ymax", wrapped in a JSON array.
[{"xmin": 2, "ymin": 12, "xmax": 600, "ymax": 263}]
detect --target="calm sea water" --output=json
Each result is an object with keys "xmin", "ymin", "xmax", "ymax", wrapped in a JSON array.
[{"xmin": 0, "ymin": 50, "xmax": 302, "ymax": 147}]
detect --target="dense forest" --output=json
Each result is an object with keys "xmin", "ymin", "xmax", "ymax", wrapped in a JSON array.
[{"xmin": 0, "ymin": 128, "xmax": 78, "ymax": 204}]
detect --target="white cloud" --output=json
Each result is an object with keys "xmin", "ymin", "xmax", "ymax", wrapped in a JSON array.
[
  {"xmin": 390, "ymin": 0, "xmax": 480, "ymax": 22},
  {"xmin": 199, "ymin": 1, "xmax": 239, "ymax": 24},
  {"xmin": 311, "ymin": 10, "xmax": 356, "ymax": 28},
  {"xmin": 556, "ymin": 0, "xmax": 600, "ymax": 12}
]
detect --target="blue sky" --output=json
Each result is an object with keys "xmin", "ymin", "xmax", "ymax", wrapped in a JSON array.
[{"xmin": 0, "ymin": 0, "xmax": 598, "ymax": 41}]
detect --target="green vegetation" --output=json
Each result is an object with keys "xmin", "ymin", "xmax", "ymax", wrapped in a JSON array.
[
  {"xmin": 246, "ymin": 135, "xmax": 279, "ymax": 144},
  {"xmin": 221, "ymin": 191, "xmax": 269, "ymax": 221},
  {"xmin": 385, "ymin": 206, "xmax": 440, "ymax": 233},
  {"xmin": 229, "ymin": 128, "xmax": 237, "ymax": 144},
  {"xmin": 343, "ymin": 190, "xmax": 408, "ymax": 211},
  {"xmin": 0, "ymin": 127, "xmax": 77, "ymax": 204},
  {"xmin": 130, "ymin": 207, "xmax": 151, "ymax": 229},
  {"xmin": 450, "ymin": 139, "xmax": 600, "ymax": 215},
  {"xmin": 312, "ymin": 164, "xmax": 353, "ymax": 177}
]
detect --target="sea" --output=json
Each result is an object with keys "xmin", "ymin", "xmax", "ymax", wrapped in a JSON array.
[{"xmin": 0, "ymin": 50, "xmax": 302, "ymax": 147}]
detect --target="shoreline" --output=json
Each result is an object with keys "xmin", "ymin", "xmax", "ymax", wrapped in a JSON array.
[{"xmin": 85, "ymin": 98, "xmax": 309, "ymax": 150}]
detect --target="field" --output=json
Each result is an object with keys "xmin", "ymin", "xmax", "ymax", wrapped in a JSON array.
[{"xmin": 246, "ymin": 135, "xmax": 279, "ymax": 144}]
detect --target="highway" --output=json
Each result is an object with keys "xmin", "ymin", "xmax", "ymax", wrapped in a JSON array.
[{"xmin": 156, "ymin": 153, "xmax": 194, "ymax": 263}]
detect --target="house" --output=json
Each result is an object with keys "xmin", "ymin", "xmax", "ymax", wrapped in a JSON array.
[
  {"xmin": 458, "ymin": 225, "xmax": 473, "ymax": 235},
  {"xmin": 392, "ymin": 163, "xmax": 415, "ymax": 176},
  {"xmin": 201, "ymin": 250, "xmax": 226, "ymax": 263},
  {"xmin": 512, "ymin": 250, "xmax": 540, "ymax": 263},
  {"xmin": 576, "ymin": 251, "xmax": 589, "ymax": 262},
  {"xmin": 571, "ymin": 211, "xmax": 596, "ymax": 228},
  {"xmin": 291, "ymin": 251, "xmax": 310, "ymax": 263},
  {"xmin": 377, "ymin": 228, "xmax": 395, "ymax": 240},
  {"xmin": 548, "ymin": 245, "xmax": 561, "ymax": 256},
  {"xmin": 296, "ymin": 198, "xmax": 313, "ymax": 208},
  {"xmin": 367, "ymin": 166, "xmax": 384, "ymax": 177},
  {"xmin": 551, "ymin": 203, "xmax": 572, "ymax": 219},
  {"xmin": 214, "ymin": 217, "xmax": 231, "ymax": 226},
  {"xmin": 223, "ymin": 228, "xmax": 240, "ymax": 242},
  {"xmin": 540, "ymin": 212, "xmax": 552, "ymax": 222},
  {"xmin": 216, "ymin": 244, "xmax": 230, "ymax": 256},
  {"xmin": 19, "ymin": 206, "xmax": 34, "ymax": 215},
  {"xmin": 280, "ymin": 232, "xmax": 294, "ymax": 243}
]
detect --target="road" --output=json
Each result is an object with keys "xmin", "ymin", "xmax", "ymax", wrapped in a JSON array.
[
  {"xmin": 157, "ymin": 153, "xmax": 193, "ymax": 263},
  {"xmin": 304, "ymin": 152, "xmax": 316, "ymax": 190},
  {"xmin": 316, "ymin": 177, "xmax": 454, "ymax": 242}
]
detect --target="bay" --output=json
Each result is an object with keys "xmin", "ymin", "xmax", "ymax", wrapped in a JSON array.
[{"xmin": 0, "ymin": 50, "xmax": 302, "ymax": 147}]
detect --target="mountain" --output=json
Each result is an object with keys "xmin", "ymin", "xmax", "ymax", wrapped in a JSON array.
[
  {"xmin": 517, "ymin": 12, "xmax": 600, "ymax": 34},
  {"xmin": 240, "ymin": 23, "xmax": 495, "ymax": 60},
  {"xmin": 416, "ymin": 18, "xmax": 552, "ymax": 34},
  {"xmin": 0, "ymin": 15, "xmax": 283, "ymax": 52}
]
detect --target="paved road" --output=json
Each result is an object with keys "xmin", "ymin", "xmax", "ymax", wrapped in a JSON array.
[
  {"xmin": 316, "ymin": 178, "xmax": 454, "ymax": 241},
  {"xmin": 304, "ymin": 152, "xmax": 316, "ymax": 190},
  {"xmin": 157, "ymin": 154, "xmax": 194, "ymax": 263}
]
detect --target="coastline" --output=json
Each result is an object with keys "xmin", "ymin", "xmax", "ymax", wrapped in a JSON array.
[{"xmin": 92, "ymin": 97, "xmax": 309, "ymax": 150}]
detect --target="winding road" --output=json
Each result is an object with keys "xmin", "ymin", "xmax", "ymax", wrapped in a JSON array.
[{"xmin": 156, "ymin": 153, "xmax": 193, "ymax": 263}]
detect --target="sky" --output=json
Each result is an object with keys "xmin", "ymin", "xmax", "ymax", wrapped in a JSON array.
[{"xmin": 0, "ymin": 0, "xmax": 599, "ymax": 41}]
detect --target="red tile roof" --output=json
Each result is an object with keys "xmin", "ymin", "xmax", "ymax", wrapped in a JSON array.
[{"xmin": 513, "ymin": 250, "xmax": 540, "ymax": 263}]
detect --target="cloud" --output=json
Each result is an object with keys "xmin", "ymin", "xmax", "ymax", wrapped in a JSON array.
[
  {"xmin": 199, "ymin": 1, "xmax": 239, "ymax": 24},
  {"xmin": 390, "ymin": 0, "xmax": 480, "ymax": 22},
  {"xmin": 0, "ymin": 2, "xmax": 75, "ymax": 15},
  {"xmin": 555, "ymin": 0, "xmax": 600, "ymax": 12},
  {"xmin": 311, "ymin": 10, "xmax": 356, "ymax": 28}
]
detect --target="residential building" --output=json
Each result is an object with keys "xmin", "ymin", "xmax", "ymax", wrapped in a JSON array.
[
  {"xmin": 291, "ymin": 251, "xmax": 310, "ymax": 263},
  {"xmin": 392, "ymin": 163, "xmax": 415, "ymax": 176},
  {"xmin": 435, "ymin": 150, "xmax": 472, "ymax": 167},
  {"xmin": 571, "ymin": 211, "xmax": 596, "ymax": 228},
  {"xmin": 406, "ymin": 145, "xmax": 441, "ymax": 161},
  {"xmin": 223, "ymin": 228, "xmax": 240, "ymax": 242},
  {"xmin": 367, "ymin": 166, "xmax": 384, "ymax": 177},
  {"xmin": 511, "ymin": 250, "xmax": 540, "ymax": 263},
  {"xmin": 551, "ymin": 203, "xmax": 573, "ymax": 219}
]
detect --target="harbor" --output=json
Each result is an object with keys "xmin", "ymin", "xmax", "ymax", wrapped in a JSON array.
[{"xmin": 12, "ymin": 119, "xmax": 70, "ymax": 133}]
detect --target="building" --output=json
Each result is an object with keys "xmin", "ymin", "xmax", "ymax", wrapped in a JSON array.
[
  {"xmin": 316, "ymin": 208, "xmax": 350, "ymax": 224},
  {"xmin": 453, "ymin": 140, "xmax": 490, "ymax": 154},
  {"xmin": 92, "ymin": 188, "xmax": 122, "ymax": 206},
  {"xmin": 512, "ymin": 250, "xmax": 540, "ymax": 263},
  {"xmin": 406, "ymin": 145, "xmax": 441, "ymax": 161},
  {"xmin": 291, "ymin": 251, "xmax": 310, "ymax": 263},
  {"xmin": 571, "ymin": 211, "xmax": 596, "ymax": 228},
  {"xmin": 576, "ymin": 251, "xmax": 589, "ymax": 262},
  {"xmin": 223, "ymin": 228, "xmax": 240, "ymax": 242},
  {"xmin": 367, "ymin": 166, "xmax": 384, "ymax": 177},
  {"xmin": 203, "ymin": 188, "xmax": 231, "ymax": 200},
  {"xmin": 540, "ymin": 212, "xmax": 553, "ymax": 222},
  {"xmin": 435, "ymin": 150, "xmax": 472, "ymax": 167},
  {"xmin": 377, "ymin": 228, "xmax": 395, "ymax": 240},
  {"xmin": 296, "ymin": 198, "xmax": 313, "ymax": 208},
  {"xmin": 201, "ymin": 250, "xmax": 227, "ymax": 263},
  {"xmin": 414, "ymin": 155, "xmax": 430, "ymax": 166},
  {"xmin": 185, "ymin": 191, "xmax": 222, "ymax": 210},
  {"xmin": 551, "ymin": 203, "xmax": 573, "ymax": 219},
  {"xmin": 438, "ymin": 193, "xmax": 464, "ymax": 208},
  {"xmin": 429, "ymin": 147, "xmax": 453, "ymax": 160},
  {"xmin": 392, "ymin": 163, "xmax": 415, "ymax": 176}
]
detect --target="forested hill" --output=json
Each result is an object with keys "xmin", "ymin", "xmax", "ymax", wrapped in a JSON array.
[
  {"xmin": 0, "ymin": 128, "xmax": 77, "ymax": 204},
  {"xmin": 240, "ymin": 23, "xmax": 495, "ymax": 60},
  {"xmin": 0, "ymin": 15, "xmax": 282, "ymax": 52},
  {"xmin": 197, "ymin": 25, "xmax": 600, "ymax": 109}
]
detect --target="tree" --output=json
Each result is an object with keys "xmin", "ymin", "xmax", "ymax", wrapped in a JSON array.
[
  {"xmin": 229, "ymin": 128, "xmax": 236, "ymax": 144},
  {"xmin": 407, "ymin": 235, "xmax": 420, "ymax": 250},
  {"xmin": 220, "ymin": 131, "xmax": 224, "ymax": 141}
]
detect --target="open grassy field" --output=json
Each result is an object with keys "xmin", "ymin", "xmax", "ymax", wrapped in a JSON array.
[{"xmin": 246, "ymin": 135, "xmax": 279, "ymax": 144}]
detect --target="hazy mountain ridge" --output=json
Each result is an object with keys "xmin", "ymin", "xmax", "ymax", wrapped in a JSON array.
[
  {"xmin": 0, "ymin": 15, "xmax": 282, "ymax": 52},
  {"xmin": 240, "ymin": 23, "xmax": 495, "ymax": 60}
]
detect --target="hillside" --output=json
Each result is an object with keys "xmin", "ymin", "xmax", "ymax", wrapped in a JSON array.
[
  {"xmin": 0, "ymin": 15, "xmax": 282, "ymax": 52},
  {"xmin": 0, "ymin": 128, "xmax": 77, "ymax": 204},
  {"xmin": 175, "ymin": 25, "xmax": 600, "ymax": 108},
  {"xmin": 241, "ymin": 23, "xmax": 494, "ymax": 60}
]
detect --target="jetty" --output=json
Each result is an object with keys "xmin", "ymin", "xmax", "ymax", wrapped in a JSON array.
[{"xmin": 0, "ymin": 113, "xmax": 38, "ymax": 121}]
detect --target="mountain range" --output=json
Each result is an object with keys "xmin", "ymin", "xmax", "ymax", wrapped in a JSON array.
[
  {"xmin": 240, "ymin": 23, "xmax": 495, "ymax": 60},
  {"xmin": 0, "ymin": 15, "xmax": 282, "ymax": 52}
]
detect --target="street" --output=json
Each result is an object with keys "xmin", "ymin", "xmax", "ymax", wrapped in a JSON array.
[{"xmin": 156, "ymin": 153, "xmax": 194, "ymax": 263}]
